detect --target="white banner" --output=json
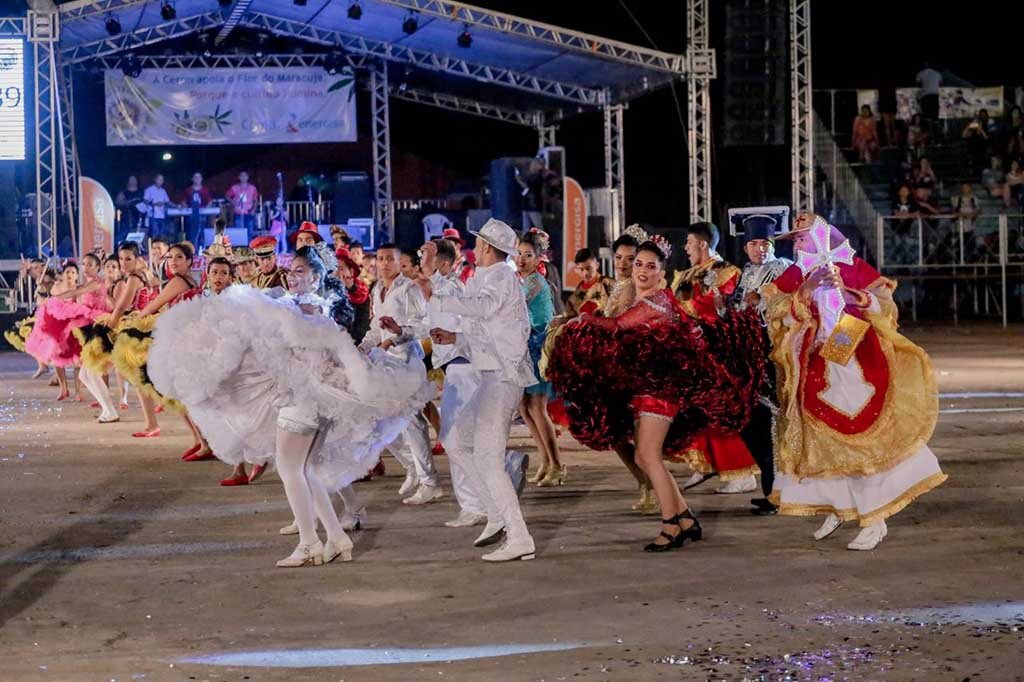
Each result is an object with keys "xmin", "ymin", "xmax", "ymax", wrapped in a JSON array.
[
  {"xmin": 105, "ymin": 67, "xmax": 356, "ymax": 146},
  {"xmin": 895, "ymin": 86, "xmax": 1005, "ymax": 120}
]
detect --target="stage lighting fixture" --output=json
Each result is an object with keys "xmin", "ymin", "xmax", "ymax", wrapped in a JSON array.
[
  {"xmin": 121, "ymin": 54, "xmax": 142, "ymax": 79},
  {"xmin": 347, "ymin": 2, "xmax": 362, "ymax": 20},
  {"xmin": 104, "ymin": 15, "xmax": 121, "ymax": 36},
  {"xmin": 161, "ymin": 151, "xmax": 173, "ymax": 161},
  {"xmin": 160, "ymin": 1, "xmax": 176, "ymax": 21},
  {"xmin": 293, "ymin": 0, "xmax": 308, "ymax": 6},
  {"xmin": 323, "ymin": 50, "xmax": 346, "ymax": 76},
  {"xmin": 402, "ymin": 13, "xmax": 418, "ymax": 35},
  {"xmin": 457, "ymin": 26, "xmax": 472, "ymax": 48}
]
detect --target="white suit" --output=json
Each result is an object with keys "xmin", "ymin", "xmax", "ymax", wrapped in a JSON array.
[
  {"xmin": 430, "ymin": 260, "xmax": 535, "ymax": 542},
  {"xmin": 360, "ymin": 275, "xmax": 437, "ymax": 488}
]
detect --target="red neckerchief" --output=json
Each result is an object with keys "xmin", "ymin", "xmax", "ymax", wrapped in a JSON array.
[{"xmin": 348, "ymin": 278, "xmax": 369, "ymax": 305}]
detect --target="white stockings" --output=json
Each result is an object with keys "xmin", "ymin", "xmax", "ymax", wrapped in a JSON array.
[{"xmin": 274, "ymin": 427, "xmax": 348, "ymax": 548}]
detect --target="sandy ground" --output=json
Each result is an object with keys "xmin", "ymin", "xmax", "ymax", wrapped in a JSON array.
[{"xmin": 0, "ymin": 324, "xmax": 1022, "ymax": 682}]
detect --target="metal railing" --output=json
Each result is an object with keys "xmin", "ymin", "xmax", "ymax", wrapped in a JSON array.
[
  {"xmin": 814, "ymin": 109, "xmax": 881, "ymax": 258},
  {"xmin": 876, "ymin": 212, "xmax": 1024, "ymax": 327}
]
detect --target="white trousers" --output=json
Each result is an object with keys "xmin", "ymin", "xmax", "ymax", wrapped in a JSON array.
[
  {"xmin": 445, "ymin": 369, "xmax": 530, "ymax": 541},
  {"xmin": 440, "ymin": 364, "xmax": 486, "ymax": 515},
  {"xmin": 385, "ymin": 411, "xmax": 438, "ymax": 487}
]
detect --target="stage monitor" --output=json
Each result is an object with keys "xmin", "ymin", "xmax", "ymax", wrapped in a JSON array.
[{"xmin": 0, "ymin": 39, "xmax": 26, "ymax": 160}]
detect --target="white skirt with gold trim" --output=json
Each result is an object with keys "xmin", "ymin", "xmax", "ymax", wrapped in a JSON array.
[{"xmin": 770, "ymin": 444, "xmax": 946, "ymax": 527}]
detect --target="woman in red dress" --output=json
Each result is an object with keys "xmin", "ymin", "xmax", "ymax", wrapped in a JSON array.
[{"xmin": 547, "ymin": 239, "xmax": 766, "ymax": 552}]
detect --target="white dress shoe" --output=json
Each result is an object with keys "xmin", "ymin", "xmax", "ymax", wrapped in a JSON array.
[
  {"xmin": 279, "ymin": 520, "xmax": 299, "ymax": 536},
  {"xmin": 276, "ymin": 541, "xmax": 324, "ymax": 568},
  {"xmin": 322, "ymin": 537, "xmax": 354, "ymax": 564},
  {"xmin": 715, "ymin": 475, "xmax": 758, "ymax": 494},
  {"xmin": 398, "ymin": 471, "xmax": 419, "ymax": 497},
  {"xmin": 473, "ymin": 522, "xmax": 505, "ymax": 547},
  {"xmin": 681, "ymin": 472, "xmax": 716, "ymax": 490},
  {"xmin": 445, "ymin": 511, "xmax": 487, "ymax": 528},
  {"xmin": 813, "ymin": 513, "xmax": 844, "ymax": 540},
  {"xmin": 482, "ymin": 537, "xmax": 536, "ymax": 562},
  {"xmin": 847, "ymin": 520, "xmax": 887, "ymax": 551},
  {"xmin": 402, "ymin": 484, "xmax": 443, "ymax": 505},
  {"xmin": 340, "ymin": 507, "xmax": 367, "ymax": 531},
  {"xmin": 97, "ymin": 412, "xmax": 120, "ymax": 424}
]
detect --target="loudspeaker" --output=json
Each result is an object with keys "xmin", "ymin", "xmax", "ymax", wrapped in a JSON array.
[
  {"xmin": 722, "ymin": 0, "xmax": 788, "ymax": 147},
  {"xmin": 334, "ymin": 172, "xmax": 372, "ymax": 224},
  {"xmin": 489, "ymin": 157, "xmax": 533, "ymax": 228}
]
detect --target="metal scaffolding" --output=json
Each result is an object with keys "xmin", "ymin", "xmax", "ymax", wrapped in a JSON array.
[
  {"xmin": 603, "ymin": 103, "xmax": 625, "ymax": 229},
  {"xmin": 685, "ymin": 0, "xmax": 715, "ymax": 224},
  {"xmin": 370, "ymin": 61, "xmax": 394, "ymax": 239},
  {"xmin": 29, "ymin": 11, "xmax": 59, "ymax": 258},
  {"xmin": 535, "ymin": 120, "xmax": 558, "ymax": 150},
  {"xmin": 790, "ymin": 0, "xmax": 814, "ymax": 213}
]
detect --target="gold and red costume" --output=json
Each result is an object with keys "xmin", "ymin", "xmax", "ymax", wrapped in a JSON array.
[
  {"xmin": 671, "ymin": 258, "xmax": 761, "ymax": 481},
  {"xmin": 565, "ymin": 276, "xmax": 615, "ymax": 318},
  {"xmin": 763, "ymin": 220, "xmax": 945, "ymax": 526}
]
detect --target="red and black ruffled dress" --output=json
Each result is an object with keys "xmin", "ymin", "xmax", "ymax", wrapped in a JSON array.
[{"xmin": 545, "ymin": 289, "xmax": 766, "ymax": 457}]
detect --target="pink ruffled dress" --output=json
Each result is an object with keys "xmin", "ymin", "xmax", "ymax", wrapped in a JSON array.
[{"xmin": 25, "ymin": 277, "xmax": 111, "ymax": 367}]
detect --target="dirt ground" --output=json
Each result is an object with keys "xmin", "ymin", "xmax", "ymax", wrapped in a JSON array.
[{"xmin": 1, "ymin": 324, "xmax": 1022, "ymax": 682}]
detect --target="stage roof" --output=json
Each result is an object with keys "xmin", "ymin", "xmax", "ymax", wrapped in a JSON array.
[{"xmin": 55, "ymin": 0, "xmax": 688, "ymax": 117}]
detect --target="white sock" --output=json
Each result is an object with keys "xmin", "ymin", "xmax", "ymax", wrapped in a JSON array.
[
  {"xmin": 275, "ymin": 429, "xmax": 320, "ymax": 546},
  {"xmin": 338, "ymin": 485, "xmax": 362, "ymax": 514},
  {"xmin": 80, "ymin": 367, "xmax": 117, "ymax": 419}
]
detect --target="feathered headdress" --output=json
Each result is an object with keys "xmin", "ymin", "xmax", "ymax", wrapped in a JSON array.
[{"xmin": 312, "ymin": 241, "xmax": 338, "ymax": 273}]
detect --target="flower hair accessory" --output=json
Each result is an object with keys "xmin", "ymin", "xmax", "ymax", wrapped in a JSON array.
[
  {"xmin": 649, "ymin": 234, "xmax": 672, "ymax": 259},
  {"xmin": 526, "ymin": 227, "xmax": 551, "ymax": 253},
  {"xmin": 624, "ymin": 223, "xmax": 649, "ymax": 244}
]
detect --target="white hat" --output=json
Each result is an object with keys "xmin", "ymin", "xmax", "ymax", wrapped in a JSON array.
[{"xmin": 469, "ymin": 218, "xmax": 519, "ymax": 255}]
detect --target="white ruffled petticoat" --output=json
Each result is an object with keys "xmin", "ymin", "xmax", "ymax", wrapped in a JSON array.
[{"xmin": 148, "ymin": 285, "xmax": 434, "ymax": 488}]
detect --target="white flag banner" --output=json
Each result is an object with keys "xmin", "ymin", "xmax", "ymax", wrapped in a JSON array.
[{"xmin": 105, "ymin": 67, "xmax": 356, "ymax": 146}]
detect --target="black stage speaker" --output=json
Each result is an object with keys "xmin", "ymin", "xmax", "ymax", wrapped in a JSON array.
[
  {"xmin": 489, "ymin": 157, "xmax": 533, "ymax": 228},
  {"xmin": 722, "ymin": 0, "xmax": 788, "ymax": 147},
  {"xmin": 334, "ymin": 172, "xmax": 372, "ymax": 225}
]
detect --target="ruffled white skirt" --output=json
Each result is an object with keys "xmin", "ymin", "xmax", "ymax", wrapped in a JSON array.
[{"xmin": 148, "ymin": 285, "xmax": 434, "ymax": 488}]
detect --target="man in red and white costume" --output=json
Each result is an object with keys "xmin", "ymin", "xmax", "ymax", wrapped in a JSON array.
[{"xmin": 763, "ymin": 213, "xmax": 946, "ymax": 550}]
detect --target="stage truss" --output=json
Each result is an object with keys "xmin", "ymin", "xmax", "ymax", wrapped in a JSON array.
[{"xmin": 17, "ymin": 0, "xmax": 807, "ymax": 253}]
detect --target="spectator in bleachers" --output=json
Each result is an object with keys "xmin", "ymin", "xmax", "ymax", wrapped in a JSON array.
[
  {"xmin": 961, "ymin": 112, "xmax": 992, "ymax": 174},
  {"xmin": 878, "ymin": 88, "xmax": 899, "ymax": 147},
  {"xmin": 1008, "ymin": 128, "xmax": 1024, "ymax": 161},
  {"xmin": 912, "ymin": 157, "xmax": 940, "ymax": 214},
  {"xmin": 951, "ymin": 183, "xmax": 981, "ymax": 233},
  {"xmin": 1007, "ymin": 159, "xmax": 1024, "ymax": 211},
  {"xmin": 852, "ymin": 105, "xmax": 880, "ymax": 163},
  {"xmin": 1004, "ymin": 106, "xmax": 1023, "ymax": 154},
  {"xmin": 890, "ymin": 184, "xmax": 919, "ymax": 264},
  {"xmin": 908, "ymin": 113, "xmax": 930, "ymax": 154},
  {"xmin": 982, "ymin": 156, "xmax": 1009, "ymax": 207},
  {"xmin": 915, "ymin": 63, "xmax": 942, "ymax": 122}
]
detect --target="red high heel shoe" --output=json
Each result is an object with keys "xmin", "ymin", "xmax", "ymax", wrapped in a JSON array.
[
  {"xmin": 73, "ymin": 395, "xmax": 83, "ymax": 402},
  {"xmin": 131, "ymin": 428, "xmax": 161, "ymax": 438},
  {"xmin": 155, "ymin": 405, "xmax": 164, "ymax": 414},
  {"xmin": 220, "ymin": 473, "xmax": 249, "ymax": 486},
  {"xmin": 431, "ymin": 442, "xmax": 446, "ymax": 456},
  {"xmin": 119, "ymin": 402, "xmax": 129, "ymax": 410},
  {"xmin": 180, "ymin": 443, "xmax": 202, "ymax": 460},
  {"xmin": 56, "ymin": 390, "xmax": 69, "ymax": 401},
  {"xmin": 183, "ymin": 448, "xmax": 216, "ymax": 462},
  {"xmin": 248, "ymin": 464, "xmax": 266, "ymax": 483},
  {"xmin": 89, "ymin": 401, "xmax": 100, "ymax": 409}
]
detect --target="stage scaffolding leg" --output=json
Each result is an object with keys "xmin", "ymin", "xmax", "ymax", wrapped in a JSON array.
[
  {"xmin": 790, "ymin": 0, "xmax": 814, "ymax": 213},
  {"xmin": 56, "ymin": 60, "xmax": 78, "ymax": 257},
  {"xmin": 370, "ymin": 61, "xmax": 394, "ymax": 242},
  {"xmin": 686, "ymin": 0, "xmax": 714, "ymax": 223},
  {"xmin": 536, "ymin": 122, "xmax": 557, "ymax": 150},
  {"xmin": 603, "ymin": 102, "xmax": 625, "ymax": 236},
  {"xmin": 29, "ymin": 11, "xmax": 59, "ymax": 258}
]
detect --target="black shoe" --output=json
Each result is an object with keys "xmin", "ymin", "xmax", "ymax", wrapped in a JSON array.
[
  {"xmin": 750, "ymin": 497, "xmax": 774, "ymax": 509},
  {"xmin": 750, "ymin": 505, "xmax": 778, "ymax": 516},
  {"xmin": 643, "ymin": 510, "xmax": 702, "ymax": 552}
]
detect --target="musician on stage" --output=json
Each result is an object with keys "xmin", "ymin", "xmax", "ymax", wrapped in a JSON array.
[
  {"xmin": 226, "ymin": 171, "xmax": 259, "ymax": 238},
  {"xmin": 143, "ymin": 174, "xmax": 173, "ymax": 242},
  {"xmin": 115, "ymin": 175, "xmax": 145, "ymax": 242},
  {"xmin": 179, "ymin": 172, "xmax": 214, "ymax": 248}
]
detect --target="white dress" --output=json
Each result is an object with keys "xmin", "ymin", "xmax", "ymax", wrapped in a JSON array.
[{"xmin": 148, "ymin": 285, "xmax": 434, "ymax": 488}]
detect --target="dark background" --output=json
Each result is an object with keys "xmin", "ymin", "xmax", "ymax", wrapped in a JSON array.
[{"xmin": 0, "ymin": 0, "xmax": 1021, "ymax": 255}]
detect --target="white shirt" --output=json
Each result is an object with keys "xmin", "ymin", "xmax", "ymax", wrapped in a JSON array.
[
  {"xmin": 915, "ymin": 68, "xmax": 942, "ymax": 95},
  {"xmin": 143, "ymin": 185, "xmax": 171, "ymax": 219},
  {"xmin": 430, "ymin": 260, "xmax": 535, "ymax": 388},
  {"xmin": 428, "ymin": 269, "xmax": 466, "ymax": 368},
  {"xmin": 359, "ymin": 275, "xmax": 428, "ymax": 352}
]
